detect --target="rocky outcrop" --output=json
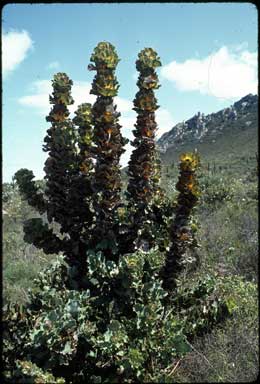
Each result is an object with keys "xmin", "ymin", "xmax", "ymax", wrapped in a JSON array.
[{"xmin": 157, "ymin": 94, "xmax": 258, "ymax": 153}]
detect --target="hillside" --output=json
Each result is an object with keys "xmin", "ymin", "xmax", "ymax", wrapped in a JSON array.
[{"xmin": 157, "ymin": 94, "xmax": 258, "ymax": 167}]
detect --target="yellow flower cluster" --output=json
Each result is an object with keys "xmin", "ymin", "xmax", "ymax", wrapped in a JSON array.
[
  {"xmin": 137, "ymin": 93, "xmax": 157, "ymax": 111},
  {"xmin": 51, "ymin": 111, "xmax": 66, "ymax": 122},
  {"xmin": 90, "ymin": 41, "xmax": 120, "ymax": 69},
  {"xmin": 138, "ymin": 47, "xmax": 162, "ymax": 69},
  {"xmin": 176, "ymin": 152, "xmax": 201, "ymax": 196},
  {"xmin": 93, "ymin": 77, "xmax": 119, "ymax": 97},
  {"xmin": 117, "ymin": 207, "xmax": 126, "ymax": 219},
  {"xmin": 179, "ymin": 152, "xmax": 200, "ymax": 172},
  {"xmin": 74, "ymin": 103, "xmax": 92, "ymax": 125}
]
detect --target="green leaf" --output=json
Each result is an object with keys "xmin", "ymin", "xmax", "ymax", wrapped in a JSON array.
[
  {"xmin": 61, "ymin": 341, "xmax": 73, "ymax": 355},
  {"xmin": 173, "ymin": 335, "xmax": 191, "ymax": 355},
  {"xmin": 90, "ymin": 376, "xmax": 102, "ymax": 383}
]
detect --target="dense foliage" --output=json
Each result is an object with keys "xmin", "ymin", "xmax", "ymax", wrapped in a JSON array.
[{"xmin": 3, "ymin": 42, "xmax": 245, "ymax": 383}]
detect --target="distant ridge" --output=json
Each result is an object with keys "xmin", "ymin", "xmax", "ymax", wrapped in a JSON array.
[{"xmin": 157, "ymin": 94, "xmax": 258, "ymax": 154}]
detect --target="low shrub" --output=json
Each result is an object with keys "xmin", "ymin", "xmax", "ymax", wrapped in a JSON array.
[
  {"xmin": 197, "ymin": 192, "xmax": 258, "ymax": 281},
  {"xmin": 3, "ymin": 250, "xmax": 231, "ymax": 383},
  {"xmin": 200, "ymin": 174, "xmax": 235, "ymax": 206},
  {"xmin": 172, "ymin": 276, "xmax": 258, "ymax": 382}
]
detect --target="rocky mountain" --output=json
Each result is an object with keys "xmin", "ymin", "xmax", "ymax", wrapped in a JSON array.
[{"xmin": 157, "ymin": 94, "xmax": 258, "ymax": 154}]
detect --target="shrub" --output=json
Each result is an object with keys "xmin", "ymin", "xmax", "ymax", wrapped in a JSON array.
[
  {"xmin": 172, "ymin": 276, "xmax": 258, "ymax": 382},
  {"xmin": 4, "ymin": 42, "xmax": 232, "ymax": 383},
  {"xmin": 3, "ymin": 250, "xmax": 230, "ymax": 383},
  {"xmin": 2, "ymin": 183, "xmax": 55, "ymax": 305},
  {"xmin": 197, "ymin": 177, "xmax": 258, "ymax": 281},
  {"xmin": 200, "ymin": 174, "xmax": 234, "ymax": 206}
]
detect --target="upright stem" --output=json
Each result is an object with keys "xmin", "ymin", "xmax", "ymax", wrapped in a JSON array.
[
  {"xmin": 89, "ymin": 42, "xmax": 127, "ymax": 260},
  {"xmin": 72, "ymin": 103, "xmax": 95, "ymax": 245},
  {"xmin": 126, "ymin": 48, "xmax": 162, "ymax": 250},
  {"xmin": 73, "ymin": 103, "xmax": 94, "ymax": 177},
  {"xmin": 14, "ymin": 169, "xmax": 46, "ymax": 214},
  {"xmin": 43, "ymin": 73, "xmax": 83, "ymax": 266},
  {"xmin": 161, "ymin": 152, "xmax": 200, "ymax": 292}
]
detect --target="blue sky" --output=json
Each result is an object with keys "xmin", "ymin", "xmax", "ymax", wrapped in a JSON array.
[{"xmin": 2, "ymin": 2, "xmax": 258, "ymax": 182}]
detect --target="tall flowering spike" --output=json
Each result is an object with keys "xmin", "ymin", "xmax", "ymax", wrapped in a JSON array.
[
  {"xmin": 126, "ymin": 48, "xmax": 163, "ymax": 249},
  {"xmin": 47, "ymin": 73, "xmax": 74, "ymax": 122},
  {"xmin": 160, "ymin": 152, "xmax": 200, "ymax": 292},
  {"xmin": 71, "ymin": 103, "xmax": 95, "ymax": 246},
  {"xmin": 89, "ymin": 42, "xmax": 128, "ymax": 259},
  {"xmin": 43, "ymin": 72, "xmax": 79, "ymax": 237},
  {"xmin": 152, "ymin": 148, "xmax": 166, "ymax": 200},
  {"xmin": 73, "ymin": 103, "xmax": 94, "ymax": 176},
  {"xmin": 14, "ymin": 169, "xmax": 46, "ymax": 214},
  {"xmin": 14, "ymin": 74, "xmax": 78, "ymax": 260}
]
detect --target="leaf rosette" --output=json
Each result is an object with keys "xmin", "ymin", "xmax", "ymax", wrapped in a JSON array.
[{"xmin": 90, "ymin": 41, "xmax": 120, "ymax": 69}]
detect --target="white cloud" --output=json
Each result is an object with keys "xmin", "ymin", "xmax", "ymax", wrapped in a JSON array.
[
  {"xmin": 18, "ymin": 79, "xmax": 134, "ymax": 117},
  {"xmin": 2, "ymin": 29, "xmax": 33, "ymax": 77},
  {"xmin": 120, "ymin": 116, "xmax": 136, "ymax": 137},
  {"xmin": 120, "ymin": 141, "xmax": 133, "ymax": 168},
  {"xmin": 115, "ymin": 97, "xmax": 132, "ymax": 113},
  {"xmin": 161, "ymin": 45, "xmax": 258, "ymax": 100},
  {"xmin": 232, "ymin": 42, "xmax": 249, "ymax": 52},
  {"xmin": 46, "ymin": 61, "xmax": 60, "ymax": 70},
  {"xmin": 118, "ymin": 115, "xmax": 135, "ymax": 167},
  {"xmin": 18, "ymin": 80, "xmax": 96, "ymax": 115},
  {"xmin": 155, "ymin": 108, "xmax": 175, "ymax": 138},
  {"xmin": 19, "ymin": 80, "xmax": 51, "ymax": 113},
  {"xmin": 69, "ymin": 82, "xmax": 96, "ymax": 113}
]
